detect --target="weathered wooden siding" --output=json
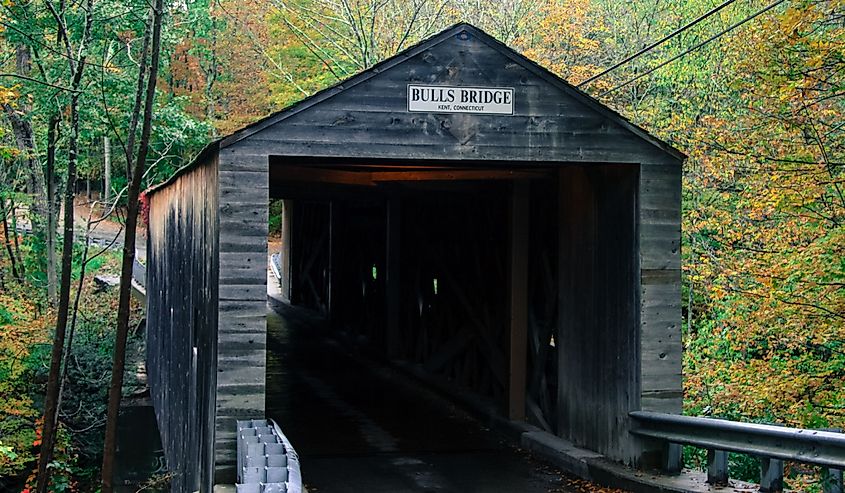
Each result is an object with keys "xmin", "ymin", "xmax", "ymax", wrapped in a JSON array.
[
  {"xmin": 639, "ymin": 162, "xmax": 683, "ymax": 415},
  {"xmin": 146, "ymin": 155, "xmax": 219, "ymax": 493},
  {"xmin": 557, "ymin": 165, "xmax": 641, "ymax": 462},
  {"xmin": 223, "ymin": 27, "xmax": 680, "ymax": 168},
  {"xmin": 214, "ymin": 149, "xmax": 269, "ymax": 482}
]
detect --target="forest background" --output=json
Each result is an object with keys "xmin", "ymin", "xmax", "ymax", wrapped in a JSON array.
[{"xmin": 0, "ymin": 0, "xmax": 842, "ymax": 490}]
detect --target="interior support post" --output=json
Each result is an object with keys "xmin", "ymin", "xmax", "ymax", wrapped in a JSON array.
[
  {"xmin": 508, "ymin": 180, "xmax": 530, "ymax": 420},
  {"xmin": 289, "ymin": 201, "xmax": 300, "ymax": 306},
  {"xmin": 327, "ymin": 200, "xmax": 336, "ymax": 321},
  {"xmin": 385, "ymin": 197, "xmax": 401, "ymax": 358},
  {"xmin": 280, "ymin": 199, "xmax": 293, "ymax": 301}
]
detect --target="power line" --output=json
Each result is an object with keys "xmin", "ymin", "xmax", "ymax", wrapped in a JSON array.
[
  {"xmin": 600, "ymin": 0, "xmax": 788, "ymax": 97},
  {"xmin": 578, "ymin": 0, "xmax": 740, "ymax": 88}
]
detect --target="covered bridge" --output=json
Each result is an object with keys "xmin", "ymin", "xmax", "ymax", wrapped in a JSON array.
[{"xmin": 144, "ymin": 23, "xmax": 684, "ymax": 493}]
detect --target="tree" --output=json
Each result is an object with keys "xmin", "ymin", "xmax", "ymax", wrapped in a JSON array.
[
  {"xmin": 270, "ymin": 0, "xmax": 451, "ymax": 76},
  {"xmin": 101, "ymin": 0, "xmax": 165, "ymax": 489},
  {"xmin": 35, "ymin": 0, "xmax": 95, "ymax": 490}
]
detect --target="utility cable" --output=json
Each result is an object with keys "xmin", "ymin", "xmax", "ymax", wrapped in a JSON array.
[
  {"xmin": 578, "ymin": 0, "xmax": 740, "ymax": 88},
  {"xmin": 600, "ymin": 0, "xmax": 788, "ymax": 97}
]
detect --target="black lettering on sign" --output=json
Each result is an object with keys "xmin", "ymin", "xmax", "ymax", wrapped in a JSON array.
[{"xmin": 408, "ymin": 85, "xmax": 514, "ymax": 115}]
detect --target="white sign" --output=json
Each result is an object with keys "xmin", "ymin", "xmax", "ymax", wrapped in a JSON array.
[{"xmin": 407, "ymin": 85, "xmax": 514, "ymax": 115}]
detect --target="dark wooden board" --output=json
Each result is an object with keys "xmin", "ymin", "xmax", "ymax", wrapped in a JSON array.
[
  {"xmin": 557, "ymin": 165, "xmax": 641, "ymax": 463},
  {"xmin": 145, "ymin": 156, "xmax": 219, "ymax": 493}
]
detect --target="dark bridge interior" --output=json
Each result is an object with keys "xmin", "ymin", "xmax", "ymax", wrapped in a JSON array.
[
  {"xmin": 265, "ymin": 304, "xmax": 568, "ymax": 492},
  {"xmin": 269, "ymin": 157, "xmax": 565, "ymax": 427}
]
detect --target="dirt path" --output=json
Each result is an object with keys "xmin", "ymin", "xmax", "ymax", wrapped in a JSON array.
[{"xmin": 69, "ymin": 195, "xmax": 147, "ymax": 261}]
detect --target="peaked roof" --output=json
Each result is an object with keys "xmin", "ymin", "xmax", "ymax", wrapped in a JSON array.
[
  {"xmin": 148, "ymin": 23, "xmax": 685, "ymax": 196},
  {"xmin": 220, "ymin": 22, "xmax": 684, "ymax": 160}
]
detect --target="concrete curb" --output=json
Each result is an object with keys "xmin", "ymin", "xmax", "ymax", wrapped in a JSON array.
[{"xmin": 499, "ymin": 412, "xmax": 755, "ymax": 493}]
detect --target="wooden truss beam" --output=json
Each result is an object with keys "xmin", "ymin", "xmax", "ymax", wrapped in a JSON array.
[
  {"xmin": 271, "ymin": 165, "xmax": 550, "ymax": 187},
  {"xmin": 370, "ymin": 169, "xmax": 548, "ymax": 182},
  {"xmin": 508, "ymin": 180, "xmax": 530, "ymax": 421}
]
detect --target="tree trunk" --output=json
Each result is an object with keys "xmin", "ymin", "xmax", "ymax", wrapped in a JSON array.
[
  {"xmin": 101, "ymin": 1, "xmax": 163, "ymax": 490},
  {"xmin": 3, "ymin": 45, "xmax": 49, "ymax": 283},
  {"xmin": 46, "ymin": 115, "xmax": 60, "ymax": 303},
  {"xmin": 1, "ymin": 198, "xmax": 22, "ymax": 282},
  {"xmin": 9, "ymin": 198, "xmax": 22, "ymax": 271},
  {"xmin": 35, "ymin": 91, "xmax": 80, "ymax": 493},
  {"xmin": 104, "ymin": 136, "xmax": 111, "ymax": 203},
  {"xmin": 123, "ymin": 11, "xmax": 153, "ymax": 182},
  {"xmin": 35, "ymin": 2, "xmax": 94, "ymax": 490}
]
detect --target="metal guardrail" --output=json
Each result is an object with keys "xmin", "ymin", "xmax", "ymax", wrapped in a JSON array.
[
  {"xmin": 270, "ymin": 253, "xmax": 283, "ymax": 282},
  {"xmin": 630, "ymin": 411, "xmax": 845, "ymax": 492},
  {"xmin": 132, "ymin": 258, "xmax": 146, "ymax": 289},
  {"xmin": 130, "ymin": 258, "xmax": 146, "ymax": 302},
  {"xmin": 235, "ymin": 419, "xmax": 302, "ymax": 493}
]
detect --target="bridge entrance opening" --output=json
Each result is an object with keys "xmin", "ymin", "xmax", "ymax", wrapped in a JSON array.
[{"xmin": 263, "ymin": 157, "xmax": 642, "ymax": 490}]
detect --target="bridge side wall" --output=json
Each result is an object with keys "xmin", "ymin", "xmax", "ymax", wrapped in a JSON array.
[
  {"xmin": 556, "ymin": 159, "xmax": 681, "ymax": 465},
  {"xmin": 146, "ymin": 154, "xmax": 219, "ymax": 493},
  {"xmin": 214, "ymin": 148, "xmax": 269, "ymax": 482}
]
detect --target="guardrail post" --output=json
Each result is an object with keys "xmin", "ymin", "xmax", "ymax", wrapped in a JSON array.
[
  {"xmin": 706, "ymin": 449, "xmax": 728, "ymax": 486},
  {"xmin": 663, "ymin": 442, "xmax": 682, "ymax": 474},
  {"xmin": 760, "ymin": 457, "xmax": 784, "ymax": 493},
  {"xmin": 823, "ymin": 467, "xmax": 842, "ymax": 493}
]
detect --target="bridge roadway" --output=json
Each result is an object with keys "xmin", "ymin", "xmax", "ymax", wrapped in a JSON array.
[{"xmin": 265, "ymin": 301, "xmax": 591, "ymax": 493}]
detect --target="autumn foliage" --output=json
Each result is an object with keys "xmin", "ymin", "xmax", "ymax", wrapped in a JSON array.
[{"xmin": 1, "ymin": 0, "xmax": 843, "ymax": 490}]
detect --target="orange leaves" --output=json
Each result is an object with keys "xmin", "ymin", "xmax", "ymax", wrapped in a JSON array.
[
  {"xmin": 0, "ymin": 293, "xmax": 45, "ymax": 479},
  {"xmin": 0, "ymin": 294, "xmax": 48, "ymax": 373},
  {"xmin": 31, "ymin": 426, "xmax": 42, "ymax": 448}
]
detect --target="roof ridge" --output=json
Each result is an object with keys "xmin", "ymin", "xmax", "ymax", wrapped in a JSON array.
[{"xmin": 219, "ymin": 22, "xmax": 684, "ymax": 160}]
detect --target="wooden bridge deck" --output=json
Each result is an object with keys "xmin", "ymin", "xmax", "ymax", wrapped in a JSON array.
[{"xmin": 264, "ymin": 301, "xmax": 583, "ymax": 493}]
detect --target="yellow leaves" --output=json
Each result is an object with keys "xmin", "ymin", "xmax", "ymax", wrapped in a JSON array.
[
  {"xmin": 710, "ymin": 284, "xmax": 727, "ymax": 300},
  {"xmin": 0, "ymin": 85, "xmax": 19, "ymax": 106},
  {"xmin": 780, "ymin": 7, "xmax": 808, "ymax": 36},
  {"xmin": 513, "ymin": 0, "xmax": 608, "ymax": 84}
]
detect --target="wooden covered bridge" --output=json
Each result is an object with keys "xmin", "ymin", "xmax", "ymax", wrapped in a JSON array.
[{"xmin": 143, "ymin": 23, "xmax": 684, "ymax": 493}]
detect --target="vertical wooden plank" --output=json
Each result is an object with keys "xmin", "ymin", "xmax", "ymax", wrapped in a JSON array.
[
  {"xmin": 508, "ymin": 180, "xmax": 529, "ymax": 420},
  {"xmin": 280, "ymin": 199, "xmax": 293, "ymax": 301},
  {"xmin": 289, "ymin": 200, "xmax": 300, "ymax": 306},
  {"xmin": 663, "ymin": 442, "xmax": 682, "ymax": 474},
  {"xmin": 215, "ymin": 148, "xmax": 268, "ymax": 483},
  {"xmin": 760, "ymin": 458, "xmax": 784, "ymax": 493},
  {"xmin": 823, "ymin": 467, "xmax": 843, "ymax": 493},
  {"xmin": 639, "ymin": 162, "xmax": 683, "ymax": 416},
  {"xmin": 327, "ymin": 200, "xmax": 336, "ymax": 321},
  {"xmin": 557, "ymin": 165, "xmax": 641, "ymax": 463},
  {"xmin": 385, "ymin": 197, "xmax": 402, "ymax": 358}
]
